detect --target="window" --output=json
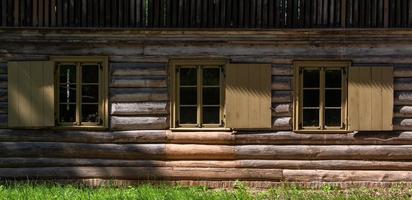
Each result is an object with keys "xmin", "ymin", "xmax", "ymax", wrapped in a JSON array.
[
  {"xmin": 294, "ymin": 61, "xmax": 349, "ymax": 131},
  {"xmin": 53, "ymin": 57, "xmax": 108, "ymax": 128},
  {"xmin": 176, "ymin": 65, "xmax": 223, "ymax": 127},
  {"xmin": 170, "ymin": 60, "xmax": 272, "ymax": 130}
]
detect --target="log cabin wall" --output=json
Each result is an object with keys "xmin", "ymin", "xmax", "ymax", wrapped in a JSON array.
[{"xmin": 2, "ymin": 29, "xmax": 412, "ymax": 187}]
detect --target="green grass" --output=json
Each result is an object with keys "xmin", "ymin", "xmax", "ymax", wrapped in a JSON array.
[{"xmin": 0, "ymin": 181, "xmax": 412, "ymax": 200}]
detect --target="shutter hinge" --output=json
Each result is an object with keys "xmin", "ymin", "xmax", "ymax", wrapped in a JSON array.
[
  {"xmin": 221, "ymin": 66, "xmax": 225, "ymax": 77},
  {"xmin": 176, "ymin": 68, "xmax": 180, "ymax": 73},
  {"xmin": 99, "ymin": 64, "xmax": 103, "ymax": 70},
  {"xmin": 299, "ymin": 68, "xmax": 303, "ymax": 74},
  {"xmin": 221, "ymin": 120, "xmax": 225, "ymax": 127},
  {"xmin": 299, "ymin": 123, "xmax": 302, "ymax": 129},
  {"xmin": 343, "ymin": 68, "xmax": 347, "ymax": 75}
]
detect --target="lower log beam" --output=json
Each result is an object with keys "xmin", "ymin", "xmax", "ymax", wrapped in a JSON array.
[
  {"xmin": 283, "ymin": 170, "xmax": 412, "ymax": 182},
  {"xmin": 5, "ymin": 143, "xmax": 412, "ymax": 160},
  {"xmin": 4, "ymin": 159, "xmax": 412, "ymax": 171},
  {"xmin": 0, "ymin": 167, "xmax": 282, "ymax": 181}
]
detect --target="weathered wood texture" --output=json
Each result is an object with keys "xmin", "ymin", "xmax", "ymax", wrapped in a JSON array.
[
  {"xmin": 0, "ymin": 167, "xmax": 282, "ymax": 181},
  {"xmin": 3, "ymin": 29, "xmax": 412, "ymax": 65},
  {"xmin": 5, "ymin": 142, "xmax": 412, "ymax": 161},
  {"xmin": 271, "ymin": 64, "xmax": 293, "ymax": 130},
  {"xmin": 110, "ymin": 63, "xmax": 169, "ymax": 130},
  {"xmin": 3, "ymin": 130, "xmax": 412, "ymax": 183},
  {"xmin": 1, "ymin": 0, "xmax": 402, "ymax": 29},
  {"xmin": 5, "ymin": 130, "xmax": 412, "ymax": 145},
  {"xmin": 394, "ymin": 65, "xmax": 412, "ymax": 130}
]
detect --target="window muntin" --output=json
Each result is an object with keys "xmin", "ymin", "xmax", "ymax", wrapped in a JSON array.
[
  {"xmin": 295, "ymin": 62, "xmax": 348, "ymax": 131},
  {"xmin": 57, "ymin": 62, "xmax": 103, "ymax": 127},
  {"xmin": 176, "ymin": 65, "xmax": 223, "ymax": 128}
]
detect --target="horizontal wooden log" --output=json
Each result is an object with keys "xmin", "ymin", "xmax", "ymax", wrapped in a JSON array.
[
  {"xmin": 394, "ymin": 106, "xmax": 412, "ymax": 117},
  {"xmin": 235, "ymin": 145, "xmax": 412, "ymax": 160},
  {"xmin": 0, "ymin": 167, "xmax": 282, "ymax": 181},
  {"xmin": 111, "ymin": 116, "xmax": 168, "ymax": 130},
  {"xmin": 395, "ymin": 92, "xmax": 412, "ymax": 105},
  {"xmin": 273, "ymin": 117, "xmax": 292, "ymax": 129},
  {"xmin": 0, "ymin": 63, "xmax": 6, "ymax": 74},
  {"xmin": 6, "ymin": 131, "xmax": 412, "ymax": 145},
  {"xmin": 111, "ymin": 77, "xmax": 167, "ymax": 88},
  {"xmin": 271, "ymin": 76, "xmax": 292, "ymax": 90},
  {"xmin": 272, "ymin": 91, "xmax": 292, "ymax": 103},
  {"xmin": 272, "ymin": 104, "xmax": 292, "ymax": 117},
  {"xmin": 166, "ymin": 131, "xmax": 235, "ymax": 144},
  {"xmin": 0, "ymin": 143, "xmax": 235, "ymax": 160},
  {"xmin": 0, "ymin": 142, "xmax": 167, "ymax": 159},
  {"xmin": 111, "ymin": 63, "xmax": 167, "ymax": 76},
  {"xmin": 111, "ymin": 102, "xmax": 168, "ymax": 116},
  {"xmin": 0, "ymin": 130, "xmax": 167, "ymax": 143},
  {"xmin": 4, "ymin": 158, "xmax": 412, "ymax": 171},
  {"xmin": 110, "ymin": 88, "xmax": 168, "ymax": 102},
  {"xmin": 283, "ymin": 170, "xmax": 412, "ymax": 182},
  {"xmin": 6, "ymin": 143, "xmax": 412, "ymax": 161},
  {"xmin": 234, "ymin": 131, "xmax": 412, "ymax": 145},
  {"xmin": 394, "ymin": 78, "xmax": 412, "ymax": 90},
  {"xmin": 394, "ymin": 66, "xmax": 412, "ymax": 77},
  {"xmin": 238, "ymin": 160, "xmax": 412, "ymax": 171},
  {"xmin": 272, "ymin": 65, "xmax": 293, "ymax": 76},
  {"xmin": 394, "ymin": 118, "xmax": 412, "ymax": 130}
]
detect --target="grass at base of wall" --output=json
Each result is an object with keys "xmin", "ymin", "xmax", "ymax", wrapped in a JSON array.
[{"xmin": 1, "ymin": 181, "xmax": 412, "ymax": 200}]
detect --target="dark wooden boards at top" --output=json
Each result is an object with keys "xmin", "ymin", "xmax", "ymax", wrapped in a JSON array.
[{"xmin": 0, "ymin": 0, "xmax": 410, "ymax": 28}]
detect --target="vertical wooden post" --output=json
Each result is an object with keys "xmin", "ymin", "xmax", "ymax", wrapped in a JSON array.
[
  {"xmin": 384, "ymin": 0, "xmax": 389, "ymax": 27},
  {"xmin": 341, "ymin": 0, "xmax": 347, "ymax": 27}
]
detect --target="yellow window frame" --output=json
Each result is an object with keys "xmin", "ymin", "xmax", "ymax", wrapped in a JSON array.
[
  {"xmin": 170, "ymin": 59, "xmax": 228, "ymax": 129},
  {"xmin": 51, "ymin": 56, "xmax": 109, "ymax": 129},
  {"xmin": 293, "ymin": 61, "xmax": 350, "ymax": 132}
]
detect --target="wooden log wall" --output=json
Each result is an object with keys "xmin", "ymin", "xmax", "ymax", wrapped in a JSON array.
[
  {"xmin": 1, "ymin": 29, "xmax": 412, "ymax": 186},
  {"xmin": 393, "ymin": 65, "xmax": 412, "ymax": 130},
  {"xmin": 110, "ymin": 63, "xmax": 169, "ymax": 130},
  {"xmin": 4, "ymin": 131, "xmax": 412, "ymax": 184},
  {"xmin": 0, "ymin": 0, "xmax": 411, "ymax": 29},
  {"xmin": 272, "ymin": 64, "xmax": 293, "ymax": 130}
]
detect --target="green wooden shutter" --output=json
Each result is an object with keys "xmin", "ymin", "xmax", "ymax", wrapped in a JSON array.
[
  {"xmin": 225, "ymin": 64, "xmax": 272, "ymax": 129},
  {"xmin": 8, "ymin": 61, "xmax": 55, "ymax": 127},
  {"xmin": 348, "ymin": 67, "xmax": 393, "ymax": 131}
]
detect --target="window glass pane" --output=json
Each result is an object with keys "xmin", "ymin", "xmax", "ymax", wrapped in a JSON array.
[
  {"xmin": 325, "ymin": 70, "xmax": 342, "ymax": 88},
  {"xmin": 59, "ymin": 104, "xmax": 76, "ymax": 123},
  {"xmin": 203, "ymin": 107, "xmax": 220, "ymax": 124},
  {"xmin": 82, "ymin": 104, "xmax": 100, "ymax": 123},
  {"xmin": 180, "ymin": 87, "xmax": 197, "ymax": 105},
  {"xmin": 325, "ymin": 109, "xmax": 341, "ymax": 126},
  {"xmin": 82, "ymin": 85, "xmax": 99, "ymax": 103},
  {"xmin": 203, "ymin": 68, "xmax": 220, "ymax": 85},
  {"xmin": 180, "ymin": 68, "xmax": 197, "ymax": 85},
  {"xmin": 59, "ymin": 86, "xmax": 76, "ymax": 103},
  {"xmin": 203, "ymin": 88, "xmax": 220, "ymax": 105},
  {"xmin": 303, "ymin": 90, "xmax": 319, "ymax": 107},
  {"xmin": 59, "ymin": 65, "xmax": 76, "ymax": 84},
  {"xmin": 180, "ymin": 107, "xmax": 197, "ymax": 124},
  {"xmin": 325, "ymin": 90, "xmax": 341, "ymax": 107},
  {"xmin": 82, "ymin": 65, "xmax": 99, "ymax": 83},
  {"xmin": 303, "ymin": 109, "xmax": 319, "ymax": 127},
  {"xmin": 303, "ymin": 69, "xmax": 320, "ymax": 88}
]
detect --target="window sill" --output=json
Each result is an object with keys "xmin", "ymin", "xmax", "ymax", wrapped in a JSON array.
[
  {"xmin": 294, "ymin": 129, "xmax": 353, "ymax": 134},
  {"xmin": 53, "ymin": 126, "xmax": 108, "ymax": 131},
  {"xmin": 170, "ymin": 128, "xmax": 232, "ymax": 132}
]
